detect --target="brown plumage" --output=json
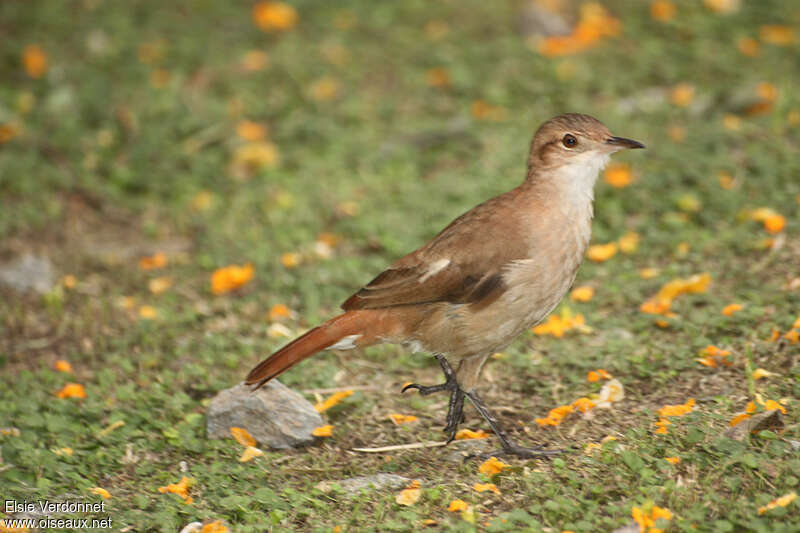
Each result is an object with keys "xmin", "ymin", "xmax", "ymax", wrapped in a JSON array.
[{"xmin": 245, "ymin": 113, "xmax": 643, "ymax": 457}]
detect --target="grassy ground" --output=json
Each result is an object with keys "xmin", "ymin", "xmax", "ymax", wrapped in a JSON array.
[{"xmin": 2, "ymin": 0, "xmax": 800, "ymax": 531}]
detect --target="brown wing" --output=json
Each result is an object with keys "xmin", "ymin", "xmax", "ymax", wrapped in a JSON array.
[{"xmin": 341, "ymin": 189, "xmax": 529, "ymax": 311}]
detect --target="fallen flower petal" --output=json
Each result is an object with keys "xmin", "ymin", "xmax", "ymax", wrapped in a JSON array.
[
  {"xmin": 230, "ymin": 427, "xmax": 257, "ymax": 448},
  {"xmin": 473, "ymin": 482, "xmax": 500, "ymax": 494},
  {"xmin": 570, "ymin": 285, "xmax": 594, "ymax": 302},
  {"xmin": 314, "ymin": 390, "xmax": 353, "ymax": 413},
  {"xmin": 752, "ymin": 368, "xmax": 771, "ymax": 380},
  {"xmin": 148, "ymin": 276, "xmax": 172, "ymax": 295},
  {"xmin": 56, "ymin": 383, "xmax": 87, "ymax": 399},
  {"xmin": 664, "ymin": 456, "xmax": 680, "ymax": 465},
  {"xmin": 618, "ymin": 231, "xmax": 640, "ymax": 254},
  {"xmin": 597, "ymin": 378, "xmax": 625, "ymax": 407},
  {"xmin": 201, "ymin": 521, "xmax": 229, "ymax": 533},
  {"xmin": 268, "ymin": 303, "xmax": 292, "ymax": 321},
  {"xmin": 388, "ymin": 414, "xmax": 419, "ymax": 425},
  {"xmin": 586, "ymin": 242, "xmax": 618, "ymax": 262},
  {"xmin": 395, "ymin": 487, "xmax": 421, "ymax": 506},
  {"xmin": 448, "ymin": 499, "xmax": 468, "ymax": 512},
  {"xmin": 158, "ymin": 476, "xmax": 193, "ymax": 503},
  {"xmin": 252, "ymin": 1, "xmax": 298, "ymax": 31},
  {"xmin": 139, "ymin": 252, "xmax": 167, "ymax": 270},
  {"xmin": 587, "ymin": 368, "xmax": 612, "ymax": 382},
  {"xmin": 572, "ymin": 397, "xmax": 596, "ymax": 413},
  {"xmin": 455, "ymin": 428, "xmax": 490, "ymax": 440},
  {"xmin": 478, "ymin": 456, "xmax": 510, "ymax": 476},
  {"xmin": 211, "ymin": 263, "xmax": 254, "ymax": 294},
  {"xmin": 729, "ymin": 413, "xmax": 751, "ymax": 427},
  {"xmin": 54, "ymin": 360, "xmax": 73, "ymax": 373},
  {"xmin": 239, "ymin": 446, "xmax": 264, "ymax": 462},
  {"xmin": 658, "ymin": 398, "xmax": 695, "ymax": 417},
  {"xmin": 312, "ymin": 425, "xmax": 333, "ymax": 437},
  {"xmin": 722, "ymin": 303, "xmax": 743, "ymax": 316},
  {"xmin": 758, "ymin": 491, "xmax": 797, "ymax": 515},
  {"xmin": 90, "ymin": 487, "xmax": 111, "ymax": 499},
  {"xmin": 604, "ymin": 163, "xmax": 634, "ymax": 188}
]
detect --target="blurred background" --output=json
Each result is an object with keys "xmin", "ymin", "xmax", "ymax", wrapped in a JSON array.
[{"xmin": 1, "ymin": 1, "xmax": 799, "ymax": 531}]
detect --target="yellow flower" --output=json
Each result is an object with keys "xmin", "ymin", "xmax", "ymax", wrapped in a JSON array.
[
  {"xmin": 717, "ymin": 171, "xmax": 735, "ymax": 189},
  {"xmin": 89, "ymin": 487, "xmax": 111, "ymax": 499},
  {"xmin": 312, "ymin": 425, "xmax": 333, "ymax": 437},
  {"xmin": 478, "ymin": 456, "xmax": 510, "ymax": 475},
  {"xmin": 158, "ymin": 476, "xmax": 193, "ymax": 504},
  {"xmin": 239, "ymin": 446, "xmax": 264, "ymax": 462},
  {"xmin": 148, "ymin": 276, "xmax": 172, "ymax": 295},
  {"xmin": 537, "ymin": 3, "xmax": 620, "ymax": 57},
  {"xmin": 729, "ymin": 413, "xmax": 750, "ymax": 427},
  {"xmin": 268, "ymin": 303, "xmax": 292, "ymax": 321},
  {"xmin": 473, "ymin": 482, "xmax": 500, "ymax": 494},
  {"xmin": 54, "ymin": 360, "xmax": 73, "ymax": 373},
  {"xmin": 587, "ymin": 369, "xmax": 612, "ymax": 382},
  {"xmin": 703, "ymin": 0, "xmax": 740, "ymax": 13},
  {"xmin": 632, "ymin": 505, "xmax": 673, "ymax": 533},
  {"xmin": 639, "ymin": 268, "xmax": 659, "ymax": 279},
  {"xmin": 61, "ymin": 274, "xmax": 78, "ymax": 289},
  {"xmin": 670, "ymin": 83, "xmax": 695, "ymax": 107},
  {"xmin": 230, "ymin": 142, "xmax": 280, "ymax": 175},
  {"xmin": 314, "ymin": 390, "xmax": 353, "ymax": 413},
  {"xmin": 139, "ymin": 252, "xmax": 167, "ymax": 270},
  {"xmin": 760, "ymin": 25, "xmax": 795, "ymax": 45},
  {"xmin": 532, "ymin": 308, "xmax": 588, "ymax": 337},
  {"xmin": 230, "ymin": 427, "xmax": 257, "ymax": 447},
  {"xmin": 471, "ymin": 100, "xmax": 506, "ymax": 122},
  {"xmin": 426, "ymin": 67, "xmax": 451, "ymax": 88},
  {"xmin": 0, "ymin": 123, "xmax": 20, "ymax": 144},
  {"xmin": 752, "ymin": 368, "xmax": 771, "ymax": 380},
  {"xmin": 586, "ymin": 242, "xmax": 618, "ymax": 262},
  {"xmin": 56, "ymin": 383, "xmax": 87, "ymax": 399},
  {"xmin": 535, "ymin": 404, "xmax": 574, "ymax": 426},
  {"xmin": 454, "ymin": 429, "xmax": 489, "ymax": 440},
  {"xmin": 236, "ymin": 120, "xmax": 268, "ymax": 141},
  {"xmin": 618, "ymin": 231, "xmax": 640, "ymax": 254},
  {"xmin": 395, "ymin": 483, "xmax": 421, "ymax": 506},
  {"xmin": 281, "ymin": 252, "xmax": 301, "ymax": 269},
  {"xmin": 664, "ymin": 457, "xmax": 680, "ymax": 465},
  {"xmin": 252, "ymin": 2, "xmax": 298, "ymax": 31},
  {"xmin": 570, "ymin": 285, "xmax": 594, "ymax": 302},
  {"xmin": 603, "ymin": 163, "xmax": 634, "ymax": 188},
  {"xmin": 201, "ymin": 521, "xmax": 229, "ymax": 533},
  {"xmin": 572, "ymin": 397, "xmax": 596, "ymax": 413},
  {"xmin": 758, "ymin": 492, "xmax": 797, "ymax": 514},
  {"xmin": 696, "ymin": 344, "xmax": 732, "ymax": 367},
  {"xmin": 211, "ymin": 263, "xmax": 254, "ymax": 294},
  {"xmin": 448, "ymin": 499, "xmax": 468, "ymax": 512},
  {"xmin": 650, "ymin": 0, "xmax": 675, "ymax": 22},
  {"xmin": 23, "ymin": 44, "xmax": 48, "ymax": 78},
  {"xmin": 309, "ymin": 77, "xmax": 340, "ymax": 102},
  {"xmin": 138, "ymin": 305, "xmax": 158, "ymax": 320},
  {"xmin": 658, "ymin": 398, "xmax": 695, "ymax": 417},
  {"xmin": 388, "ymin": 414, "xmax": 418, "ymax": 425}
]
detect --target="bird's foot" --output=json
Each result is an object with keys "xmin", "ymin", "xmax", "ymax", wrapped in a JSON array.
[{"xmin": 401, "ymin": 354, "xmax": 465, "ymax": 443}]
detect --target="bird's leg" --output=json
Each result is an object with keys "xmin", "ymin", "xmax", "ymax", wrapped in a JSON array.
[
  {"xmin": 402, "ymin": 353, "xmax": 466, "ymax": 443},
  {"xmin": 464, "ymin": 390, "xmax": 562, "ymax": 460}
]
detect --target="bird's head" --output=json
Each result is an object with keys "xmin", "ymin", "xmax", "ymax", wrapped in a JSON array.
[{"xmin": 527, "ymin": 113, "xmax": 644, "ymax": 178}]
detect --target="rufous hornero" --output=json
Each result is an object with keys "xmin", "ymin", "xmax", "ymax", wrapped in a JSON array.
[{"xmin": 246, "ymin": 113, "xmax": 644, "ymax": 458}]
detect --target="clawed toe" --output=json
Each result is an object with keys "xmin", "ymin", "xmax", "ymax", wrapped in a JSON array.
[{"xmin": 401, "ymin": 382, "xmax": 450, "ymax": 395}]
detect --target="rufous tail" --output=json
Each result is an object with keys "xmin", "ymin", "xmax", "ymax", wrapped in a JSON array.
[{"xmin": 245, "ymin": 312, "xmax": 364, "ymax": 389}]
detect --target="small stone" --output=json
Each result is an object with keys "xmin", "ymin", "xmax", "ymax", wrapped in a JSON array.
[
  {"xmin": 0, "ymin": 254, "xmax": 54, "ymax": 294},
  {"xmin": 315, "ymin": 473, "xmax": 411, "ymax": 496},
  {"xmin": 444, "ymin": 438, "xmax": 493, "ymax": 463},
  {"xmin": 206, "ymin": 381, "xmax": 322, "ymax": 449}
]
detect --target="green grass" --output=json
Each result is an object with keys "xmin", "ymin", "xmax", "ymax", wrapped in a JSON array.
[{"xmin": 2, "ymin": 0, "xmax": 800, "ymax": 531}]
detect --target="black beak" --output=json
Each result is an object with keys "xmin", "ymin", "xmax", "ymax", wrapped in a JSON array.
[{"xmin": 606, "ymin": 136, "xmax": 645, "ymax": 150}]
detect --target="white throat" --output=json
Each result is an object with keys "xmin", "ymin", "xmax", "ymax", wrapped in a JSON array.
[{"xmin": 555, "ymin": 151, "xmax": 610, "ymax": 211}]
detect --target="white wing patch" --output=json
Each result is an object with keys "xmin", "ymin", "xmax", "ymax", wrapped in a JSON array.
[
  {"xmin": 418, "ymin": 258, "xmax": 450, "ymax": 283},
  {"xmin": 329, "ymin": 334, "xmax": 361, "ymax": 350}
]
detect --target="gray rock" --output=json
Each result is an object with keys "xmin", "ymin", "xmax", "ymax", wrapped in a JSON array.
[
  {"xmin": 315, "ymin": 473, "xmax": 411, "ymax": 496},
  {"xmin": 444, "ymin": 438, "xmax": 493, "ymax": 462},
  {"xmin": 0, "ymin": 254, "xmax": 54, "ymax": 294},
  {"xmin": 206, "ymin": 381, "xmax": 322, "ymax": 449}
]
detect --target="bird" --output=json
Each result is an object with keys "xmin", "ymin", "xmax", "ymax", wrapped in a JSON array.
[{"xmin": 245, "ymin": 113, "xmax": 644, "ymax": 458}]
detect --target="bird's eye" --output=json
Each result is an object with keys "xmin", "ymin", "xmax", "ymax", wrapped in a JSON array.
[{"xmin": 562, "ymin": 134, "xmax": 578, "ymax": 148}]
